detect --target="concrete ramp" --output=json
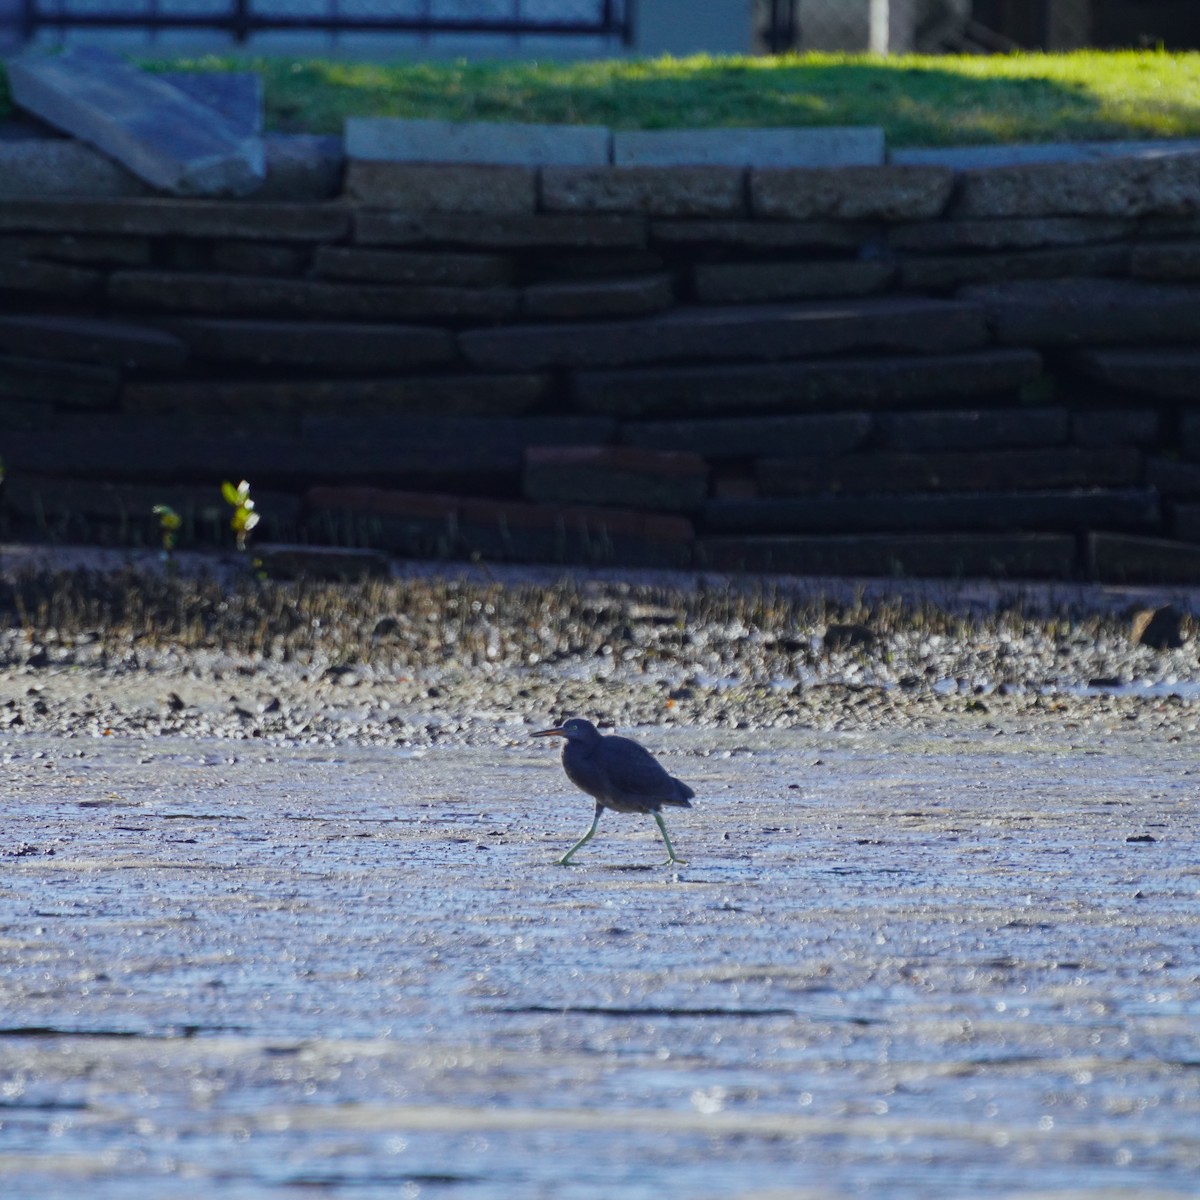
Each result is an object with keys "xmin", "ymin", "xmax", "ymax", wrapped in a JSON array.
[{"xmin": 5, "ymin": 46, "xmax": 265, "ymax": 196}]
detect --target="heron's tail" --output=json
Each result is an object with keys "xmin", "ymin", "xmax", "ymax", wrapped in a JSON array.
[{"xmin": 663, "ymin": 778, "xmax": 694, "ymax": 807}]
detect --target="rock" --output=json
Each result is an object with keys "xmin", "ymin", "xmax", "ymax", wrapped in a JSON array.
[
  {"xmin": 652, "ymin": 218, "xmax": 879, "ymax": 251},
  {"xmin": 887, "ymin": 216, "xmax": 1132, "ymax": 253},
  {"xmin": 1131, "ymin": 240, "xmax": 1200, "ymax": 281},
  {"xmin": 0, "ymin": 232, "xmax": 151, "ymax": 267},
  {"xmin": 961, "ymin": 278, "xmax": 1200, "ymax": 346},
  {"xmin": 892, "ymin": 137, "xmax": 1200, "ymax": 170},
  {"xmin": 824, "ymin": 623, "xmax": 875, "ymax": 651},
  {"xmin": 6, "ymin": 47, "xmax": 265, "ymax": 196},
  {"xmin": 570, "ymin": 348, "xmax": 1042, "ymax": 418},
  {"xmin": 344, "ymin": 162, "xmax": 536, "ymax": 213},
  {"xmin": 0, "ymin": 257, "xmax": 102, "ymax": 299},
  {"xmin": 693, "ymin": 260, "xmax": 895, "ymax": 304},
  {"xmin": 953, "ymin": 153, "xmax": 1200, "ymax": 219},
  {"xmin": 1071, "ymin": 410, "xmax": 1160, "ymax": 449},
  {"xmin": 621, "ymin": 413, "xmax": 873, "ymax": 459},
  {"xmin": 898, "ymin": 245, "xmax": 1128, "ymax": 291},
  {"xmin": 0, "ymin": 354, "xmax": 120, "ymax": 408},
  {"xmin": 107, "ymin": 271, "xmax": 520, "ymax": 321},
  {"xmin": 156, "ymin": 71, "xmax": 263, "ymax": 137},
  {"xmin": 755, "ymin": 447, "xmax": 1141, "ymax": 496},
  {"xmin": 1088, "ymin": 532, "xmax": 1200, "ymax": 584},
  {"xmin": 1147, "ymin": 458, "xmax": 1200, "ymax": 497},
  {"xmin": 1071, "ymin": 347, "xmax": 1200, "ymax": 399},
  {"xmin": 1130, "ymin": 604, "xmax": 1185, "ymax": 650},
  {"xmin": 0, "ymin": 197, "xmax": 351, "ymax": 240},
  {"xmin": 523, "ymin": 446, "xmax": 708, "ymax": 513},
  {"xmin": 540, "ymin": 166, "xmax": 745, "ymax": 218},
  {"xmin": 459, "ymin": 297, "xmax": 987, "ymax": 372},
  {"xmin": 875, "ymin": 408, "xmax": 1068, "ymax": 453},
  {"xmin": 751, "ymin": 165, "xmax": 954, "ymax": 221},
  {"xmin": 164, "ymin": 317, "xmax": 454, "ymax": 371},
  {"xmin": 704, "ymin": 488, "xmax": 1159, "ymax": 535},
  {"xmin": 258, "ymin": 135, "xmax": 344, "ymax": 201},
  {"xmin": 206, "ymin": 242, "xmax": 310, "ymax": 277},
  {"xmin": 354, "ymin": 211, "xmax": 648, "ymax": 250},
  {"xmin": 0, "ymin": 314, "xmax": 187, "ymax": 370},
  {"xmin": 313, "ymin": 246, "xmax": 514, "ymax": 287},
  {"xmin": 521, "ymin": 274, "xmax": 674, "ymax": 320}
]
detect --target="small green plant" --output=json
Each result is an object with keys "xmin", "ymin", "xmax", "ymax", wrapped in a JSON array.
[
  {"xmin": 222, "ymin": 479, "xmax": 260, "ymax": 552},
  {"xmin": 152, "ymin": 503, "xmax": 182, "ymax": 574}
]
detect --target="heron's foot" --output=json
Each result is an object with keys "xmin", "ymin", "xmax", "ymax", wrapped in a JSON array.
[
  {"xmin": 558, "ymin": 853, "xmax": 581, "ymax": 866},
  {"xmin": 661, "ymin": 853, "xmax": 687, "ymax": 867}
]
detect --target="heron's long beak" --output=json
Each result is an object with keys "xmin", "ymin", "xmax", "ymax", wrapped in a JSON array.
[{"xmin": 532, "ymin": 727, "xmax": 567, "ymax": 738}]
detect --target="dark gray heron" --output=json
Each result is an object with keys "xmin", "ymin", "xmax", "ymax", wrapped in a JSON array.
[{"xmin": 532, "ymin": 717, "xmax": 693, "ymax": 866}]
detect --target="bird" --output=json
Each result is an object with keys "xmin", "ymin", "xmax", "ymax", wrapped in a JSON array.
[{"xmin": 531, "ymin": 717, "xmax": 694, "ymax": 866}]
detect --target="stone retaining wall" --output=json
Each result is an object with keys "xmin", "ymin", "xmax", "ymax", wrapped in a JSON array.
[{"xmin": 4, "ymin": 153, "xmax": 1200, "ymax": 581}]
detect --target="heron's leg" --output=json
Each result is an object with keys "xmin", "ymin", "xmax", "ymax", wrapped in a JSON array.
[
  {"xmin": 559, "ymin": 803, "xmax": 603, "ymax": 865},
  {"xmin": 652, "ymin": 811, "xmax": 686, "ymax": 866}
]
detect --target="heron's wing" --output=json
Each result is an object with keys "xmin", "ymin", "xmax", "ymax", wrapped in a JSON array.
[{"xmin": 602, "ymin": 736, "xmax": 684, "ymax": 800}]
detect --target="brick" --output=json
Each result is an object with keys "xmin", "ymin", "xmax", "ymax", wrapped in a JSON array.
[
  {"xmin": 693, "ymin": 260, "xmax": 894, "ymax": 304},
  {"xmin": 1130, "ymin": 241, "xmax": 1200, "ymax": 280},
  {"xmin": 756, "ymin": 447, "xmax": 1141, "ymax": 497},
  {"xmin": 887, "ymin": 216, "xmax": 1133, "ymax": 253},
  {"xmin": 346, "ymin": 117, "xmax": 610, "ymax": 166},
  {"xmin": 307, "ymin": 487, "xmax": 694, "ymax": 569},
  {"xmin": 3, "ymin": 474, "xmax": 301, "ymax": 536},
  {"xmin": 1147, "ymin": 458, "xmax": 1200, "ymax": 497},
  {"xmin": 540, "ymin": 166, "xmax": 745, "ymax": 218},
  {"xmin": 0, "ymin": 257, "xmax": 101, "ymax": 299},
  {"xmin": 1088, "ymin": 532, "xmax": 1200, "ymax": 583},
  {"xmin": 1171, "ymin": 504, "xmax": 1200, "ymax": 544},
  {"xmin": 209, "ymin": 242, "xmax": 312, "ymax": 276},
  {"xmin": 622, "ymin": 413, "xmax": 873, "ymax": 459},
  {"xmin": 751, "ymin": 165, "xmax": 953, "ymax": 221},
  {"xmin": 355, "ymin": 210, "xmax": 647, "ymax": 249},
  {"xmin": 521, "ymin": 274, "xmax": 674, "ymax": 319},
  {"xmin": 699, "ymin": 533, "xmax": 1077, "ymax": 579},
  {"xmin": 0, "ymin": 233, "xmax": 152, "ymax": 267},
  {"xmin": 1072, "ymin": 410, "xmax": 1159, "ymax": 449},
  {"xmin": 124, "ymin": 373, "xmax": 548, "ymax": 419},
  {"xmin": 108, "ymin": 271, "xmax": 519, "ymax": 321},
  {"xmin": 875, "ymin": 408, "xmax": 1069, "ymax": 453},
  {"xmin": 0, "ymin": 198, "xmax": 351, "ymax": 241},
  {"xmin": 570, "ymin": 348, "xmax": 1042, "ymax": 418},
  {"xmin": 963, "ymin": 279, "xmax": 1200, "ymax": 346},
  {"xmin": 0, "ymin": 355, "xmax": 121, "ymax": 408},
  {"xmin": 460, "ymin": 297, "xmax": 987, "ymax": 372},
  {"xmin": 523, "ymin": 445, "xmax": 708, "ymax": 512},
  {"xmin": 899, "ymin": 245, "xmax": 1128, "ymax": 291},
  {"xmin": 1071, "ymin": 348, "xmax": 1200, "ymax": 398},
  {"xmin": 344, "ymin": 162, "xmax": 536, "ymax": 213},
  {"xmin": 257, "ymin": 134, "xmax": 344, "ymax": 203},
  {"xmin": 652, "ymin": 219, "xmax": 879, "ymax": 251},
  {"xmin": 954, "ymin": 155, "xmax": 1200, "ymax": 219},
  {"xmin": 165, "ymin": 318, "xmax": 454, "ymax": 372},
  {"xmin": 705, "ymin": 488, "xmax": 1158, "ymax": 535},
  {"xmin": 0, "ymin": 315, "xmax": 187, "ymax": 370},
  {"xmin": 313, "ymin": 246, "xmax": 514, "ymax": 286}
]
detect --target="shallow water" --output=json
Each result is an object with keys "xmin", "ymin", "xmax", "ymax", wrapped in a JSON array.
[{"xmin": 1, "ymin": 725, "xmax": 1197, "ymax": 1199}]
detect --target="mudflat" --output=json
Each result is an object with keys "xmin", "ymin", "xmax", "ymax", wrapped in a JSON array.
[{"xmin": 0, "ymin": 554, "xmax": 1197, "ymax": 1198}]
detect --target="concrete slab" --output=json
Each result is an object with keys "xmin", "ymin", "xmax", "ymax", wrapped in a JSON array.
[
  {"xmin": 6, "ymin": 46, "xmax": 265, "ymax": 196},
  {"xmin": 891, "ymin": 138, "xmax": 1200, "ymax": 170},
  {"xmin": 157, "ymin": 71, "xmax": 264, "ymax": 137},
  {"xmin": 345, "ymin": 117, "xmax": 611, "ymax": 166},
  {"xmin": 613, "ymin": 126, "xmax": 884, "ymax": 168}
]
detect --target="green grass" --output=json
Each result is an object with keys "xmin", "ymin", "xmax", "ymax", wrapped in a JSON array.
[{"xmin": 3, "ymin": 50, "xmax": 1200, "ymax": 146}]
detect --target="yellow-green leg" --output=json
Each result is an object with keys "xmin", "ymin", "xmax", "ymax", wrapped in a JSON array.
[
  {"xmin": 653, "ymin": 811, "xmax": 686, "ymax": 866},
  {"xmin": 559, "ymin": 803, "xmax": 602, "ymax": 865}
]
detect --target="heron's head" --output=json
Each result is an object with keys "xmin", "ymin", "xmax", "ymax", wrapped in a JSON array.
[{"xmin": 532, "ymin": 717, "xmax": 600, "ymax": 743}]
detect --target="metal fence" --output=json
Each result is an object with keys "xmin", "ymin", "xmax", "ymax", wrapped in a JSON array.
[
  {"xmin": 13, "ymin": 0, "xmax": 634, "ymax": 46},
  {"xmin": 759, "ymin": 1, "xmax": 1200, "ymax": 54}
]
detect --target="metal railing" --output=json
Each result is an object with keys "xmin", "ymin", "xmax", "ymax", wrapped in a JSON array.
[{"xmin": 15, "ymin": 0, "xmax": 634, "ymax": 45}]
